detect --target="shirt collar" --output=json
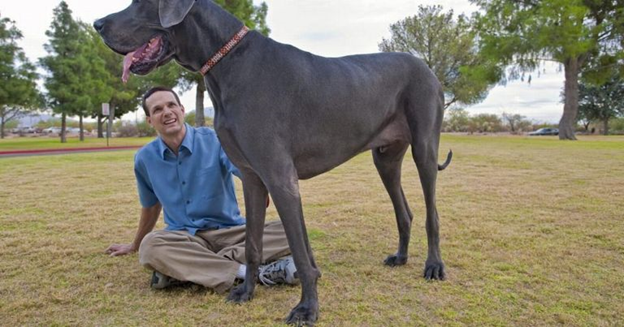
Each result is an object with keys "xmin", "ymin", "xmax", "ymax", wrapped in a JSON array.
[{"xmin": 157, "ymin": 123, "xmax": 194, "ymax": 159}]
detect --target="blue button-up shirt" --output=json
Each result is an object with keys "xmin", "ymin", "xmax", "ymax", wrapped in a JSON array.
[{"xmin": 134, "ymin": 124, "xmax": 245, "ymax": 235}]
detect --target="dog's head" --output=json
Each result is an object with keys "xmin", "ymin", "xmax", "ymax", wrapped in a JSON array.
[{"xmin": 94, "ymin": 0, "xmax": 196, "ymax": 82}]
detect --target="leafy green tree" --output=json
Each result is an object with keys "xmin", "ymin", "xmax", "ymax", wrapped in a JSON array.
[
  {"xmin": 40, "ymin": 1, "xmax": 105, "ymax": 143},
  {"xmin": 72, "ymin": 22, "xmax": 115, "ymax": 141},
  {"xmin": 471, "ymin": 0, "xmax": 624, "ymax": 140},
  {"xmin": 177, "ymin": 0, "xmax": 270, "ymax": 127},
  {"xmin": 0, "ymin": 15, "xmax": 43, "ymax": 139},
  {"xmin": 379, "ymin": 5, "xmax": 501, "ymax": 109},
  {"xmin": 578, "ymin": 74, "xmax": 624, "ymax": 135}
]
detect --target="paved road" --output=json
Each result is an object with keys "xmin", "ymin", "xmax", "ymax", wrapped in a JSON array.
[{"xmin": 0, "ymin": 146, "xmax": 141, "ymax": 158}]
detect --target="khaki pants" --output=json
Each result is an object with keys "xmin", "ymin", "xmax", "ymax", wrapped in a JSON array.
[{"xmin": 139, "ymin": 220, "xmax": 290, "ymax": 293}]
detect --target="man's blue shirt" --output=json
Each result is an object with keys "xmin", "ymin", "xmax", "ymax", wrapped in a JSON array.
[{"xmin": 134, "ymin": 124, "xmax": 245, "ymax": 235}]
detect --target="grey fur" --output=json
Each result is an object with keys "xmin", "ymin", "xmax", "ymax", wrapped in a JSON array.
[{"xmin": 95, "ymin": 1, "xmax": 452, "ymax": 325}]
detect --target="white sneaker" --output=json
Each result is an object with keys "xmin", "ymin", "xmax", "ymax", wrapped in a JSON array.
[{"xmin": 258, "ymin": 256, "xmax": 299, "ymax": 286}]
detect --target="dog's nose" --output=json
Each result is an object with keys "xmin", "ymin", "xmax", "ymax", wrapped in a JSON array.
[{"xmin": 93, "ymin": 18, "xmax": 105, "ymax": 32}]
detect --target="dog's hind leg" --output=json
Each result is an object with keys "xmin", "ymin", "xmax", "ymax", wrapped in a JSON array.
[
  {"xmin": 411, "ymin": 134, "xmax": 446, "ymax": 280},
  {"xmin": 412, "ymin": 141, "xmax": 445, "ymax": 280},
  {"xmin": 227, "ymin": 171, "xmax": 268, "ymax": 303},
  {"xmin": 372, "ymin": 142, "xmax": 413, "ymax": 267}
]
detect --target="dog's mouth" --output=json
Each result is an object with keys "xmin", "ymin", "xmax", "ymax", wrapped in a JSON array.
[{"xmin": 122, "ymin": 35, "xmax": 172, "ymax": 83}]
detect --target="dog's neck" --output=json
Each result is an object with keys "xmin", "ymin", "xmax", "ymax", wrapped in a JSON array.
[{"xmin": 172, "ymin": 0, "xmax": 246, "ymax": 73}]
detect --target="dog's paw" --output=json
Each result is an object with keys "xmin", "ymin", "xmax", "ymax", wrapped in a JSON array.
[
  {"xmin": 384, "ymin": 254, "xmax": 408, "ymax": 267},
  {"xmin": 423, "ymin": 260, "xmax": 446, "ymax": 280},
  {"xmin": 286, "ymin": 301, "xmax": 318, "ymax": 326},
  {"xmin": 227, "ymin": 285, "xmax": 253, "ymax": 303}
]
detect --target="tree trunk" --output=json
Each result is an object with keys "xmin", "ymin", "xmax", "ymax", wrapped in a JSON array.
[
  {"xmin": 0, "ymin": 116, "xmax": 5, "ymax": 139},
  {"xmin": 558, "ymin": 57, "xmax": 580, "ymax": 140},
  {"xmin": 60, "ymin": 113, "xmax": 67, "ymax": 143},
  {"xmin": 97, "ymin": 115, "xmax": 104, "ymax": 138},
  {"xmin": 195, "ymin": 79, "xmax": 206, "ymax": 127},
  {"xmin": 79, "ymin": 115, "xmax": 84, "ymax": 141},
  {"xmin": 603, "ymin": 118, "xmax": 609, "ymax": 135}
]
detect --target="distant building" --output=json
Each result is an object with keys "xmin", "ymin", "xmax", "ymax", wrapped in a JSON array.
[{"xmin": 17, "ymin": 113, "xmax": 54, "ymax": 128}]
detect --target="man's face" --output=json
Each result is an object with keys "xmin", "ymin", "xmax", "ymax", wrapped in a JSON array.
[{"xmin": 145, "ymin": 91, "xmax": 185, "ymax": 137}]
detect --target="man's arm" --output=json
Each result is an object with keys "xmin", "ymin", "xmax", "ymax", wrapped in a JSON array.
[{"xmin": 105, "ymin": 202, "xmax": 162, "ymax": 256}]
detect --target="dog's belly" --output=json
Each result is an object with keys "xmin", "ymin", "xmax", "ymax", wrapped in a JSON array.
[{"xmin": 291, "ymin": 116, "xmax": 411, "ymax": 180}]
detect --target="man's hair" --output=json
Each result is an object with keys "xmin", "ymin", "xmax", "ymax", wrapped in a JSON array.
[{"xmin": 141, "ymin": 86, "xmax": 182, "ymax": 116}]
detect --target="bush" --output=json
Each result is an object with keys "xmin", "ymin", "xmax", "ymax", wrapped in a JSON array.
[
  {"xmin": 443, "ymin": 108, "xmax": 470, "ymax": 132},
  {"xmin": 609, "ymin": 117, "xmax": 624, "ymax": 135},
  {"xmin": 136, "ymin": 120, "xmax": 157, "ymax": 137},
  {"xmin": 468, "ymin": 113, "xmax": 504, "ymax": 133},
  {"xmin": 117, "ymin": 124, "xmax": 139, "ymax": 137},
  {"xmin": 185, "ymin": 111, "xmax": 214, "ymax": 127}
]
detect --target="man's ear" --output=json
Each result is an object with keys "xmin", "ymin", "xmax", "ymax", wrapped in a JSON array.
[
  {"xmin": 146, "ymin": 115, "xmax": 153, "ymax": 126},
  {"xmin": 181, "ymin": 106, "xmax": 185, "ymax": 115},
  {"xmin": 159, "ymin": 0, "xmax": 196, "ymax": 28}
]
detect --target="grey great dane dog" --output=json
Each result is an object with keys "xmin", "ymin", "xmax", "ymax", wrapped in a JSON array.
[{"xmin": 94, "ymin": 0, "xmax": 452, "ymax": 325}]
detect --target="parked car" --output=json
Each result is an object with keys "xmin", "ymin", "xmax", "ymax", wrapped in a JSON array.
[
  {"xmin": 43, "ymin": 127, "xmax": 62, "ymax": 134},
  {"xmin": 17, "ymin": 126, "xmax": 37, "ymax": 133},
  {"xmin": 529, "ymin": 128, "xmax": 559, "ymax": 136}
]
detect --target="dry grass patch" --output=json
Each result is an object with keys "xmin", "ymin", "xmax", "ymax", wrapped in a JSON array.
[{"xmin": 1, "ymin": 135, "xmax": 623, "ymax": 326}]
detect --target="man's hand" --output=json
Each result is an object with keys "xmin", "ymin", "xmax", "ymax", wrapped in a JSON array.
[{"xmin": 105, "ymin": 244, "xmax": 137, "ymax": 257}]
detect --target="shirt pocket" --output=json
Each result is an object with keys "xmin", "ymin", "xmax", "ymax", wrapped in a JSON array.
[{"xmin": 194, "ymin": 164, "xmax": 225, "ymax": 200}]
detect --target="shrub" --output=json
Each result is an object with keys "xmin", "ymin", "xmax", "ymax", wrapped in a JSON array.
[
  {"xmin": 136, "ymin": 120, "xmax": 157, "ymax": 137},
  {"xmin": 117, "ymin": 124, "xmax": 139, "ymax": 137},
  {"xmin": 609, "ymin": 117, "xmax": 624, "ymax": 135}
]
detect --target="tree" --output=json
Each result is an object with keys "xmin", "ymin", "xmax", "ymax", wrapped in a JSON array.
[
  {"xmin": 73, "ymin": 22, "xmax": 114, "ymax": 141},
  {"xmin": 177, "ymin": 0, "xmax": 270, "ymax": 127},
  {"xmin": 502, "ymin": 112, "xmax": 532, "ymax": 133},
  {"xmin": 40, "ymin": 1, "xmax": 99, "ymax": 143},
  {"xmin": 578, "ymin": 74, "xmax": 624, "ymax": 135},
  {"xmin": 0, "ymin": 15, "xmax": 42, "ymax": 139},
  {"xmin": 379, "ymin": 5, "xmax": 501, "ymax": 109},
  {"xmin": 443, "ymin": 108, "xmax": 471, "ymax": 132},
  {"xmin": 471, "ymin": 0, "xmax": 624, "ymax": 140}
]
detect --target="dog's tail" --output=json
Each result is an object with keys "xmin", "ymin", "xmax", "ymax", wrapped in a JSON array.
[{"xmin": 438, "ymin": 150, "xmax": 453, "ymax": 171}]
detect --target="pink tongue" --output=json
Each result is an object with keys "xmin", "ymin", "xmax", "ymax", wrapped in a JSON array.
[
  {"xmin": 121, "ymin": 43, "xmax": 150, "ymax": 83},
  {"xmin": 122, "ymin": 51, "xmax": 136, "ymax": 84}
]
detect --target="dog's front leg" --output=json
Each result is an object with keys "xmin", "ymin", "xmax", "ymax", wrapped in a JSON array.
[
  {"xmin": 227, "ymin": 171, "xmax": 267, "ymax": 303},
  {"xmin": 265, "ymin": 169, "xmax": 320, "ymax": 326}
]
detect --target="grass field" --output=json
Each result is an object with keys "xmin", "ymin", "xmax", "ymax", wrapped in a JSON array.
[
  {"xmin": 1, "ymin": 134, "xmax": 623, "ymax": 326},
  {"xmin": 0, "ymin": 136, "xmax": 151, "ymax": 151}
]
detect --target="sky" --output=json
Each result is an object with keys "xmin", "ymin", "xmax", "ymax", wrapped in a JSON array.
[{"xmin": 1, "ymin": 0, "xmax": 565, "ymax": 123}]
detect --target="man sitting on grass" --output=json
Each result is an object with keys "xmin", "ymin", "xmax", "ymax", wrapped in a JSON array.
[{"xmin": 105, "ymin": 86, "xmax": 297, "ymax": 293}]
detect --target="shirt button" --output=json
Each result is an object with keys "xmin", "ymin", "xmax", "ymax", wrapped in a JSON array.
[
  {"xmin": 182, "ymin": 181, "xmax": 186, "ymax": 185},
  {"xmin": 186, "ymin": 200, "xmax": 190, "ymax": 204},
  {"xmin": 178, "ymin": 162, "xmax": 182, "ymax": 165}
]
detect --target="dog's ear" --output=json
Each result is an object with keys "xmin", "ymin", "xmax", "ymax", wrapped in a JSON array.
[{"xmin": 159, "ymin": 0, "xmax": 196, "ymax": 28}]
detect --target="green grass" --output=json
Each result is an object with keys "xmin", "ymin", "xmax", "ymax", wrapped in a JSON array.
[
  {"xmin": 0, "ymin": 136, "xmax": 151, "ymax": 150},
  {"xmin": 1, "ymin": 134, "xmax": 623, "ymax": 326}
]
